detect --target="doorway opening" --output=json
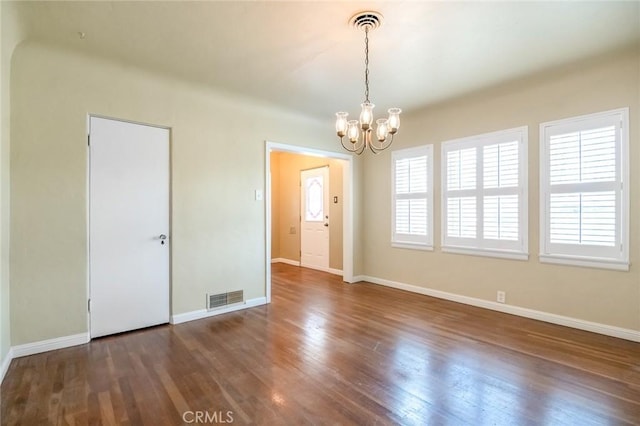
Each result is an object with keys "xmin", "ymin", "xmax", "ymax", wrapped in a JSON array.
[{"xmin": 265, "ymin": 142, "xmax": 354, "ymax": 303}]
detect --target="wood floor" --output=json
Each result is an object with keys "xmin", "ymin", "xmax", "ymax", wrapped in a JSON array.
[{"xmin": 2, "ymin": 263, "xmax": 639, "ymax": 425}]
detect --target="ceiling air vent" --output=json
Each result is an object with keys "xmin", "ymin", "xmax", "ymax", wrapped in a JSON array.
[{"xmin": 207, "ymin": 290, "xmax": 244, "ymax": 311}]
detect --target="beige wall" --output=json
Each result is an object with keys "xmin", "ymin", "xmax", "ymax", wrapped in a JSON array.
[
  {"xmin": 363, "ymin": 47, "xmax": 640, "ymax": 331},
  {"xmin": 5, "ymin": 10, "xmax": 635, "ymax": 358},
  {"xmin": 270, "ymin": 152, "xmax": 344, "ymax": 271},
  {"xmin": 0, "ymin": 1, "xmax": 23, "ymax": 372},
  {"xmin": 9, "ymin": 41, "xmax": 355, "ymax": 346}
]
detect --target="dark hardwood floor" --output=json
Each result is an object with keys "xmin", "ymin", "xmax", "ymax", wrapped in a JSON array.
[{"xmin": 2, "ymin": 263, "xmax": 639, "ymax": 425}]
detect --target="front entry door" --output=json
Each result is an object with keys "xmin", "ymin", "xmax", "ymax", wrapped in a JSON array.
[
  {"xmin": 300, "ymin": 166, "xmax": 330, "ymax": 271},
  {"xmin": 89, "ymin": 116, "xmax": 170, "ymax": 338}
]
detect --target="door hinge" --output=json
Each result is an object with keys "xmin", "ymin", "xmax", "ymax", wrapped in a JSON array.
[
  {"xmin": 87, "ymin": 135, "xmax": 90, "ymax": 146},
  {"xmin": 88, "ymin": 299, "xmax": 91, "ymax": 313}
]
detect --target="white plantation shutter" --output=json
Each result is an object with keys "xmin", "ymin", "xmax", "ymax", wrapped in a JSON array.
[
  {"xmin": 547, "ymin": 126, "xmax": 616, "ymax": 247},
  {"xmin": 447, "ymin": 148, "xmax": 477, "ymax": 191},
  {"xmin": 549, "ymin": 192, "xmax": 616, "ymax": 246},
  {"xmin": 395, "ymin": 199, "xmax": 427, "ymax": 235},
  {"xmin": 549, "ymin": 127, "xmax": 616, "ymax": 185},
  {"xmin": 484, "ymin": 195, "xmax": 519, "ymax": 241},
  {"xmin": 446, "ymin": 197, "xmax": 476, "ymax": 238},
  {"xmin": 483, "ymin": 142, "xmax": 519, "ymax": 189},
  {"xmin": 540, "ymin": 108, "xmax": 629, "ymax": 270},
  {"xmin": 482, "ymin": 141, "xmax": 519, "ymax": 242},
  {"xmin": 392, "ymin": 145, "xmax": 433, "ymax": 249},
  {"xmin": 442, "ymin": 127, "xmax": 528, "ymax": 259}
]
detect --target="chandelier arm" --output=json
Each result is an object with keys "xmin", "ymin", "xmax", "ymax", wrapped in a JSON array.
[
  {"xmin": 368, "ymin": 132, "xmax": 395, "ymax": 154},
  {"xmin": 356, "ymin": 130, "xmax": 368, "ymax": 155},
  {"xmin": 368, "ymin": 132, "xmax": 379, "ymax": 154},
  {"xmin": 340, "ymin": 136, "xmax": 367, "ymax": 154},
  {"xmin": 340, "ymin": 141, "xmax": 355, "ymax": 152},
  {"xmin": 382, "ymin": 132, "xmax": 395, "ymax": 150},
  {"xmin": 369, "ymin": 142, "xmax": 380, "ymax": 154},
  {"xmin": 340, "ymin": 137, "xmax": 359, "ymax": 153}
]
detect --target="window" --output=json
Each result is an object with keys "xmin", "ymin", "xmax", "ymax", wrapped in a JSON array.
[
  {"xmin": 441, "ymin": 127, "xmax": 528, "ymax": 259},
  {"xmin": 304, "ymin": 175, "xmax": 324, "ymax": 222},
  {"xmin": 540, "ymin": 108, "xmax": 629, "ymax": 270},
  {"xmin": 392, "ymin": 145, "xmax": 433, "ymax": 250}
]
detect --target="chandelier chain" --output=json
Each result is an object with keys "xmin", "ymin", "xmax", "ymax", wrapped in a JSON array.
[{"xmin": 364, "ymin": 26, "xmax": 370, "ymax": 103}]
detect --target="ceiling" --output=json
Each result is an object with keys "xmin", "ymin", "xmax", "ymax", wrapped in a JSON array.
[{"xmin": 10, "ymin": 1, "xmax": 640, "ymax": 120}]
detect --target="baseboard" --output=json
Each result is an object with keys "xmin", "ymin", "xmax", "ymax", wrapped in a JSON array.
[
  {"xmin": 3, "ymin": 297, "xmax": 268, "ymax": 367},
  {"xmin": 327, "ymin": 268, "xmax": 343, "ymax": 276},
  {"xmin": 272, "ymin": 259, "xmax": 343, "ymax": 276},
  {"xmin": 171, "ymin": 297, "xmax": 268, "ymax": 325},
  {"xmin": 360, "ymin": 275, "xmax": 640, "ymax": 343},
  {"xmin": 0, "ymin": 348, "xmax": 13, "ymax": 384},
  {"xmin": 11, "ymin": 333, "xmax": 90, "ymax": 359},
  {"xmin": 271, "ymin": 258, "xmax": 300, "ymax": 266},
  {"xmin": 300, "ymin": 264, "xmax": 343, "ymax": 276}
]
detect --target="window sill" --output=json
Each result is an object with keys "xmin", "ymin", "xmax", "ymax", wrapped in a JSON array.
[
  {"xmin": 539, "ymin": 254, "xmax": 629, "ymax": 271},
  {"xmin": 392, "ymin": 242, "xmax": 434, "ymax": 251},
  {"xmin": 442, "ymin": 246, "xmax": 529, "ymax": 261}
]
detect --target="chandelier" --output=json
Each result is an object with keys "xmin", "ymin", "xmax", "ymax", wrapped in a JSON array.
[{"xmin": 335, "ymin": 11, "xmax": 401, "ymax": 155}]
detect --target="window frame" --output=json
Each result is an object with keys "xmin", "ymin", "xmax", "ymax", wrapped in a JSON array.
[
  {"xmin": 391, "ymin": 145, "xmax": 434, "ymax": 251},
  {"xmin": 539, "ymin": 108, "xmax": 629, "ymax": 271},
  {"xmin": 441, "ymin": 126, "xmax": 529, "ymax": 260}
]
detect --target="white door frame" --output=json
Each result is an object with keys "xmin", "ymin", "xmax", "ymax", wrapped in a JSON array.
[
  {"xmin": 86, "ymin": 114, "xmax": 172, "ymax": 339},
  {"xmin": 265, "ymin": 141, "xmax": 355, "ymax": 303}
]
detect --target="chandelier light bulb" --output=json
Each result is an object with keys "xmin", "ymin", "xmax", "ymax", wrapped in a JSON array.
[
  {"xmin": 335, "ymin": 112, "xmax": 349, "ymax": 137},
  {"xmin": 376, "ymin": 118, "xmax": 389, "ymax": 142},
  {"xmin": 347, "ymin": 120, "xmax": 360, "ymax": 143},
  {"xmin": 387, "ymin": 108, "xmax": 402, "ymax": 134},
  {"xmin": 359, "ymin": 102, "xmax": 375, "ymax": 130}
]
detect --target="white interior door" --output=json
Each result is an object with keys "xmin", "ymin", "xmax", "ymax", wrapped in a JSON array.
[
  {"xmin": 89, "ymin": 116, "xmax": 170, "ymax": 338},
  {"xmin": 300, "ymin": 166, "xmax": 330, "ymax": 271}
]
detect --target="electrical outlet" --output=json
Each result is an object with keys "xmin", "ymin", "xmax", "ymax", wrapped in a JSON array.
[{"xmin": 497, "ymin": 291, "xmax": 506, "ymax": 304}]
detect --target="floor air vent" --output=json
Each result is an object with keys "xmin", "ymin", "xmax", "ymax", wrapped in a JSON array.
[
  {"xmin": 226, "ymin": 290, "xmax": 244, "ymax": 305},
  {"xmin": 207, "ymin": 290, "xmax": 244, "ymax": 310}
]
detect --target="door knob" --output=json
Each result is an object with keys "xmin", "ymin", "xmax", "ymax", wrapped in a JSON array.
[
  {"xmin": 324, "ymin": 223, "xmax": 329, "ymax": 227},
  {"xmin": 159, "ymin": 234, "xmax": 167, "ymax": 240}
]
